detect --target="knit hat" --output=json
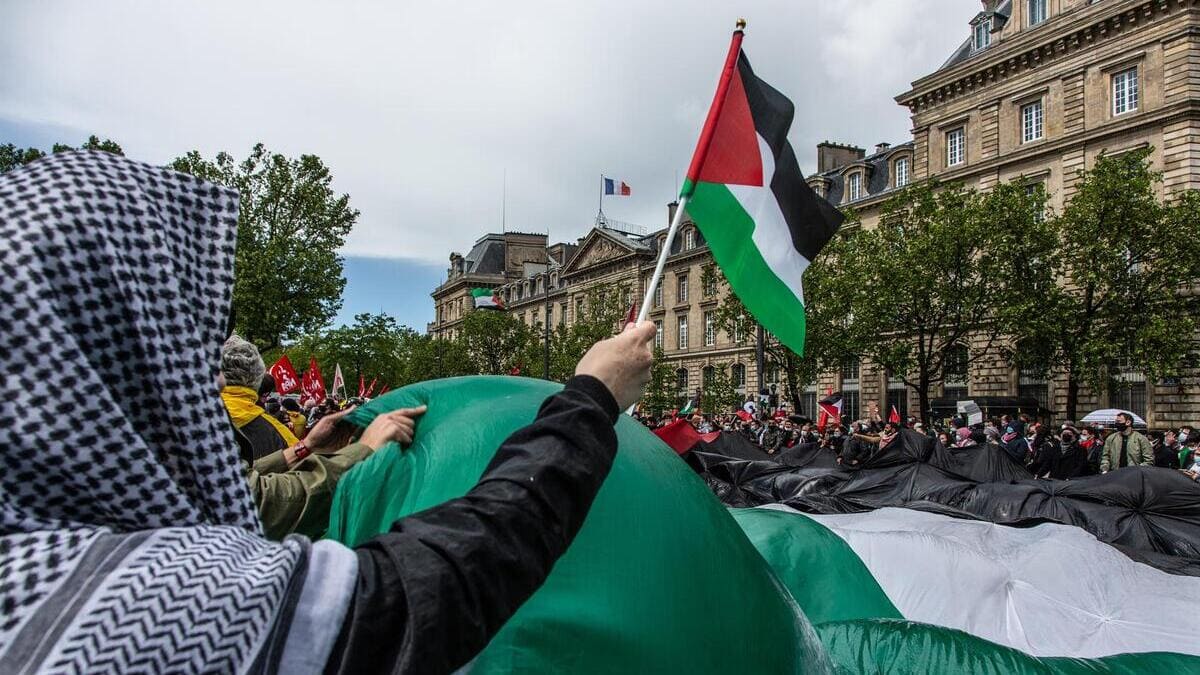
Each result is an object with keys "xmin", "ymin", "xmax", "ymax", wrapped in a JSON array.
[{"xmin": 955, "ymin": 427, "xmax": 973, "ymax": 443}]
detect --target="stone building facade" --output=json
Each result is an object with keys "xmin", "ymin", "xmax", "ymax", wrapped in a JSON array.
[{"xmin": 431, "ymin": 0, "xmax": 1200, "ymax": 427}]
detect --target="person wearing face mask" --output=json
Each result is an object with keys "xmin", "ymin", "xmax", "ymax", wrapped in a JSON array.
[
  {"xmin": 1155, "ymin": 430, "xmax": 1182, "ymax": 469},
  {"xmin": 1100, "ymin": 412, "xmax": 1153, "ymax": 472},
  {"xmin": 1044, "ymin": 429, "xmax": 1084, "ymax": 479},
  {"xmin": 1177, "ymin": 426, "xmax": 1195, "ymax": 467}
]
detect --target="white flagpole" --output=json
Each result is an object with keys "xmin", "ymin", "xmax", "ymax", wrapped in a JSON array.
[
  {"xmin": 624, "ymin": 194, "xmax": 689, "ymax": 415},
  {"xmin": 635, "ymin": 194, "xmax": 689, "ymax": 326}
]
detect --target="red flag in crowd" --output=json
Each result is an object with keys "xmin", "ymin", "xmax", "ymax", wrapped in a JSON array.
[
  {"xmin": 357, "ymin": 374, "xmax": 365, "ymax": 398},
  {"xmin": 736, "ymin": 409, "xmax": 753, "ymax": 423},
  {"xmin": 269, "ymin": 356, "xmax": 301, "ymax": 395},
  {"xmin": 653, "ymin": 418, "xmax": 720, "ymax": 455},
  {"xmin": 622, "ymin": 302, "xmax": 638, "ymax": 330},
  {"xmin": 364, "ymin": 376, "xmax": 379, "ymax": 398},
  {"xmin": 301, "ymin": 357, "xmax": 327, "ymax": 404},
  {"xmin": 888, "ymin": 405, "xmax": 901, "ymax": 425}
]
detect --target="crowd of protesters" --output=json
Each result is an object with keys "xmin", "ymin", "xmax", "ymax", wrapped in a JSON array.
[{"xmin": 635, "ymin": 397, "xmax": 1200, "ymax": 481}]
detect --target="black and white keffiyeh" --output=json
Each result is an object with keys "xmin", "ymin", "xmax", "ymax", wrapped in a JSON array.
[{"xmin": 0, "ymin": 152, "xmax": 352, "ymax": 674}]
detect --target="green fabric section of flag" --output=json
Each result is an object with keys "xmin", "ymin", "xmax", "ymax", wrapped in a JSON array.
[
  {"xmin": 329, "ymin": 376, "xmax": 830, "ymax": 674},
  {"xmin": 685, "ymin": 180, "xmax": 809, "ymax": 354},
  {"xmin": 816, "ymin": 620, "xmax": 1200, "ymax": 675},
  {"xmin": 731, "ymin": 508, "xmax": 902, "ymax": 625}
]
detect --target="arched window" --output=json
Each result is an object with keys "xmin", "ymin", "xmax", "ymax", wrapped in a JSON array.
[
  {"xmin": 703, "ymin": 366, "xmax": 716, "ymax": 387},
  {"xmin": 676, "ymin": 368, "xmax": 689, "ymax": 394},
  {"xmin": 893, "ymin": 155, "xmax": 910, "ymax": 188},
  {"xmin": 847, "ymin": 172, "xmax": 863, "ymax": 201},
  {"xmin": 731, "ymin": 364, "xmax": 746, "ymax": 392}
]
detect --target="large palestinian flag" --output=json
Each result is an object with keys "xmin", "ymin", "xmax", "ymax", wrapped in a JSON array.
[
  {"xmin": 682, "ymin": 28, "xmax": 843, "ymax": 355},
  {"xmin": 737, "ymin": 505, "xmax": 1200, "ymax": 671}
]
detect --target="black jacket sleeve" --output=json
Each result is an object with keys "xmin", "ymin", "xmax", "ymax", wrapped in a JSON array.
[{"xmin": 323, "ymin": 375, "xmax": 620, "ymax": 675}]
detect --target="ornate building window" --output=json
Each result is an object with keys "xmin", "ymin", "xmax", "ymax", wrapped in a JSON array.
[
  {"xmin": 654, "ymin": 320, "xmax": 663, "ymax": 350},
  {"xmin": 840, "ymin": 358, "xmax": 861, "ymax": 422},
  {"xmin": 973, "ymin": 16, "xmax": 991, "ymax": 52},
  {"xmin": 676, "ymin": 368, "xmax": 689, "ymax": 394},
  {"xmin": 847, "ymin": 172, "xmax": 863, "ymax": 201},
  {"xmin": 703, "ymin": 310, "xmax": 716, "ymax": 347},
  {"xmin": 1110, "ymin": 358, "xmax": 1147, "ymax": 418},
  {"xmin": 677, "ymin": 274, "xmax": 689, "ymax": 304},
  {"xmin": 943, "ymin": 344, "xmax": 969, "ymax": 401},
  {"xmin": 1018, "ymin": 364, "xmax": 1049, "ymax": 410},
  {"xmin": 887, "ymin": 372, "xmax": 909, "ymax": 419},
  {"xmin": 677, "ymin": 315, "xmax": 688, "ymax": 350},
  {"xmin": 702, "ymin": 267, "xmax": 717, "ymax": 297},
  {"xmin": 893, "ymin": 156, "xmax": 910, "ymax": 188},
  {"xmin": 1021, "ymin": 100, "xmax": 1044, "ymax": 143},
  {"xmin": 684, "ymin": 228, "xmax": 695, "ymax": 250},
  {"xmin": 1113, "ymin": 67, "xmax": 1139, "ymax": 116},
  {"xmin": 732, "ymin": 363, "xmax": 746, "ymax": 392},
  {"xmin": 653, "ymin": 280, "xmax": 664, "ymax": 308},
  {"xmin": 1027, "ymin": 0, "xmax": 1047, "ymax": 27},
  {"xmin": 946, "ymin": 127, "xmax": 965, "ymax": 167}
]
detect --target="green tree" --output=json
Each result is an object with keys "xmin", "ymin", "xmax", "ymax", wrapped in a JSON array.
[
  {"xmin": 1017, "ymin": 148, "xmax": 1200, "ymax": 419},
  {"xmin": 399, "ymin": 332, "xmax": 475, "ymax": 383},
  {"xmin": 640, "ymin": 347, "xmax": 679, "ymax": 417},
  {"xmin": 533, "ymin": 282, "xmax": 631, "ymax": 382},
  {"xmin": 461, "ymin": 309, "xmax": 532, "ymax": 375},
  {"xmin": 833, "ymin": 180, "xmax": 1048, "ymax": 422},
  {"xmin": 1, "ymin": 135, "xmax": 124, "ymax": 173},
  {"xmin": 172, "ymin": 144, "xmax": 358, "ymax": 350},
  {"xmin": 273, "ymin": 313, "xmax": 408, "ymax": 395},
  {"xmin": 706, "ymin": 254, "xmax": 851, "ymax": 412},
  {"xmin": 700, "ymin": 363, "xmax": 741, "ymax": 415}
]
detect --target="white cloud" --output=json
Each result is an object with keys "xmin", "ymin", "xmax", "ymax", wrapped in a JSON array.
[{"xmin": 0, "ymin": 0, "xmax": 971, "ymax": 263}]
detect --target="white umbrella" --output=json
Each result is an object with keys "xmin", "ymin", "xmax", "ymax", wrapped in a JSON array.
[{"xmin": 1080, "ymin": 408, "xmax": 1148, "ymax": 428}]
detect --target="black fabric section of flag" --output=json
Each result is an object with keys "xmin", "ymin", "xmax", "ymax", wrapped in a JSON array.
[{"xmin": 737, "ymin": 52, "xmax": 844, "ymax": 262}]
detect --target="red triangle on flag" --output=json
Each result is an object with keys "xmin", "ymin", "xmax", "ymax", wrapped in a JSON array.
[{"xmin": 689, "ymin": 60, "xmax": 763, "ymax": 187}]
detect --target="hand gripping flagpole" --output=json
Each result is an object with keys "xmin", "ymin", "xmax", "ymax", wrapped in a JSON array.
[{"xmin": 628, "ymin": 19, "xmax": 746, "ymax": 414}]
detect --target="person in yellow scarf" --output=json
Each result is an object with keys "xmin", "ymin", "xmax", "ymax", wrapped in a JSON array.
[
  {"xmin": 282, "ymin": 397, "xmax": 308, "ymax": 438},
  {"xmin": 221, "ymin": 335, "xmax": 299, "ymax": 459}
]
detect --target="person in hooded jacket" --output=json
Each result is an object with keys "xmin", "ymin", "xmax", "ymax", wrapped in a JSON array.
[{"xmin": 0, "ymin": 151, "xmax": 657, "ymax": 675}]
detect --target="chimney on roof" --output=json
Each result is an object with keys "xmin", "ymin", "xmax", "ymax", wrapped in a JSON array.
[
  {"xmin": 875, "ymin": 142, "xmax": 891, "ymax": 154},
  {"xmin": 816, "ymin": 141, "xmax": 866, "ymax": 173},
  {"xmin": 981, "ymin": 0, "xmax": 999, "ymax": 11},
  {"xmin": 667, "ymin": 200, "xmax": 679, "ymax": 226}
]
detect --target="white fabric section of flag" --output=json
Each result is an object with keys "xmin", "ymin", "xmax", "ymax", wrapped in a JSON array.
[
  {"xmin": 727, "ymin": 135, "xmax": 809, "ymax": 306},
  {"xmin": 331, "ymin": 364, "xmax": 345, "ymax": 397},
  {"xmin": 474, "ymin": 294, "xmax": 499, "ymax": 308},
  {"xmin": 762, "ymin": 505, "xmax": 1200, "ymax": 659}
]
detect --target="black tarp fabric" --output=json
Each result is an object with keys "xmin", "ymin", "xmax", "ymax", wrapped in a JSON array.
[{"xmin": 684, "ymin": 432, "xmax": 1200, "ymax": 575}]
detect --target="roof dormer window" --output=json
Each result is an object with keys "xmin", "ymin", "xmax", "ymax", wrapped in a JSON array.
[
  {"xmin": 973, "ymin": 16, "xmax": 991, "ymax": 52},
  {"xmin": 847, "ymin": 172, "xmax": 863, "ymax": 201}
]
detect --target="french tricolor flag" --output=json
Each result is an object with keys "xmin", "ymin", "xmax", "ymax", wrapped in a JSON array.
[{"xmin": 603, "ymin": 177, "xmax": 631, "ymax": 196}]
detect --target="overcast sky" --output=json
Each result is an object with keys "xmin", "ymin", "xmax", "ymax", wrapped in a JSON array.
[{"xmin": 1, "ymin": 1, "xmax": 971, "ymax": 328}]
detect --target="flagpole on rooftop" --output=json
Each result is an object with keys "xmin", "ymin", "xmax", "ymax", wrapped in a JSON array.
[{"xmin": 625, "ymin": 18, "xmax": 746, "ymax": 414}]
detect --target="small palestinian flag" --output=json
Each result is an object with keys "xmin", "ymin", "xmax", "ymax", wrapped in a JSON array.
[
  {"xmin": 816, "ymin": 391, "xmax": 843, "ymax": 431},
  {"xmin": 681, "ymin": 28, "xmax": 843, "ymax": 356},
  {"xmin": 679, "ymin": 388, "xmax": 701, "ymax": 416},
  {"xmin": 471, "ymin": 287, "xmax": 504, "ymax": 310}
]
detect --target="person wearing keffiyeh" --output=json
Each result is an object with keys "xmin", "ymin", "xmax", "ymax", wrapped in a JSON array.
[{"xmin": 0, "ymin": 151, "xmax": 655, "ymax": 674}]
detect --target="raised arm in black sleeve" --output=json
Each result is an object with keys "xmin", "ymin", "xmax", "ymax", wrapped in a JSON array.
[{"xmin": 323, "ymin": 375, "xmax": 620, "ymax": 675}]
